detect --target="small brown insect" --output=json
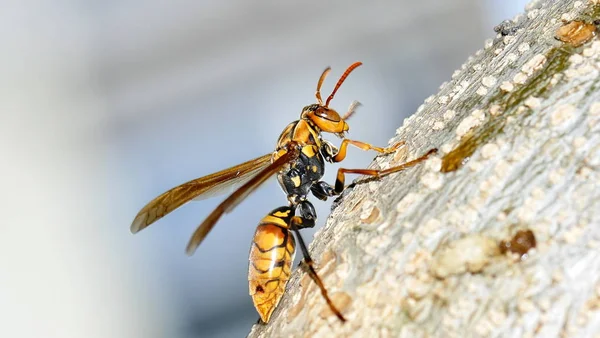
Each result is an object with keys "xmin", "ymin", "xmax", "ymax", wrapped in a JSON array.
[
  {"xmin": 131, "ymin": 62, "xmax": 436, "ymax": 323},
  {"xmin": 499, "ymin": 229, "xmax": 536, "ymax": 258},
  {"xmin": 555, "ymin": 21, "xmax": 597, "ymax": 47}
]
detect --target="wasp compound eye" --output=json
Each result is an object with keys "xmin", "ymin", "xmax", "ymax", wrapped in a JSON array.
[{"xmin": 315, "ymin": 107, "xmax": 341, "ymax": 122}]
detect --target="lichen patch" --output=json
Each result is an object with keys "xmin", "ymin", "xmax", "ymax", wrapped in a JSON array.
[
  {"xmin": 522, "ymin": 54, "xmax": 547, "ymax": 76},
  {"xmin": 550, "ymin": 104, "xmax": 576, "ymax": 127},
  {"xmin": 430, "ymin": 234, "xmax": 501, "ymax": 278},
  {"xmin": 500, "ymin": 81, "xmax": 514, "ymax": 92}
]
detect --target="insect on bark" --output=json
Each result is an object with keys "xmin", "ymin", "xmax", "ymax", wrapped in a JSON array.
[{"xmin": 131, "ymin": 62, "xmax": 437, "ymax": 323}]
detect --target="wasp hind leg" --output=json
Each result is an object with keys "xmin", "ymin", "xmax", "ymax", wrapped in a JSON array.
[{"xmin": 290, "ymin": 215, "xmax": 347, "ymax": 322}]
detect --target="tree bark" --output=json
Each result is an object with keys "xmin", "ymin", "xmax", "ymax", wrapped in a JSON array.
[{"xmin": 248, "ymin": 0, "xmax": 600, "ymax": 337}]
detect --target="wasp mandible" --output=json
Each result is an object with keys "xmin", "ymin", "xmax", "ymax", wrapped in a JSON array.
[{"xmin": 131, "ymin": 62, "xmax": 437, "ymax": 323}]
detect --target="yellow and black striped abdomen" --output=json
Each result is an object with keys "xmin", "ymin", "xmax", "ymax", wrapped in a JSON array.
[{"xmin": 248, "ymin": 207, "xmax": 296, "ymax": 323}]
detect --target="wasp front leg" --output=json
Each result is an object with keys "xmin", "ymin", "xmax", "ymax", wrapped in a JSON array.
[
  {"xmin": 322, "ymin": 139, "xmax": 405, "ymax": 163},
  {"xmin": 333, "ymin": 148, "xmax": 437, "ymax": 194}
]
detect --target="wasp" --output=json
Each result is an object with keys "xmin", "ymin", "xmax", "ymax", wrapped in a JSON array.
[{"xmin": 131, "ymin": 62, "xmax": 436, "ymax": 323}]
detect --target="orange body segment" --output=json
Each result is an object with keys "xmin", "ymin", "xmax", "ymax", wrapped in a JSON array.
[{"xmin": 248, "ymin": 220, "xmax": 296, "ymax": 323}]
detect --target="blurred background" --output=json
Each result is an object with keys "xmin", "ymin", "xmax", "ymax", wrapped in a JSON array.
[{"xmin": 1, "ymin": 1, "xmax": 529, "ymax": 337}]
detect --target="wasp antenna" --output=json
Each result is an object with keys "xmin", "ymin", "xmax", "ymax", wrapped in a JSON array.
[
  {"xmin": 325, "ymin": 61, "xmax": 363, "ymax": 107},
  {"xmin": 316, "ymin": 66, "xmax": 331, "ymax": 105},
  {"xmin": 342, "ymin": 100, "xmax": 362, "ymax": 120}
]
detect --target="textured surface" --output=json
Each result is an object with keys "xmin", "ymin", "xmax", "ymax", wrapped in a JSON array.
[{"xmin": 249, "ymin": 0, "xmax": 600, "ymax": 336}]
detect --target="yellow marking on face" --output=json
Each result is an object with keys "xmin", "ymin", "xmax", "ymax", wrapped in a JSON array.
[
  {"xmin": 273, "ymin": 210, "xmax": 290, "ymax": 218},
  {"xmin": 312, "ymin": 165, "xmax": 318, "ymax": 172},
  {"xmin": 302, "ymin": 146, "xmax": 316, "ymax": 157},
  {"xmin": 291, "ymin": 175, "xmax": 301, "ymax": 187}
]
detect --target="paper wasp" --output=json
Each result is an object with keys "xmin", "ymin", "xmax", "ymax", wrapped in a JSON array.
[{"xmin": 131, "ymin": 62, "xmax": 436, "ymax": 323}]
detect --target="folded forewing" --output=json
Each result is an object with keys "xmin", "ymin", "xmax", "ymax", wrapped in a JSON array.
[
  {"xmin": 185, "ymin": 148, "xmax": 299, "ymax": 255},
  {"xmin": 131, "ymin": 153, "xmax": 272, "ymax": 234}
]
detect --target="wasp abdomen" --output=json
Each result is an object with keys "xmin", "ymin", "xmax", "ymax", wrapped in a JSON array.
[{"xmin": 248, "ymin": 209, "xmax": 296, "ymax": 323}]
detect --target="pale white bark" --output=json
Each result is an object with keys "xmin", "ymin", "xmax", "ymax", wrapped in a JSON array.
[{"xmin": 249, "ymin": 0, "xmax": 600, "ymax": 337}]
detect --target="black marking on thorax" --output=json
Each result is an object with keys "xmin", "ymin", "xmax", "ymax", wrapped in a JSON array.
[{"xmin": 278, "ymin": 146, "xmax": 325, "ymax": 199}]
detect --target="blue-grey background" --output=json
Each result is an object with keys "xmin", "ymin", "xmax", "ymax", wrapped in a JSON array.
[{"xmin": 1, "ymin": 1, "xmax": 528, "ymax": 337}]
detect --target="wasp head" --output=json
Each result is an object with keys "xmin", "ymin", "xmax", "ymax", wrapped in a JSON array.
[
  {"xmin": 304, "ymin": 61, "xmax": 362, "ymax": 137},
  {"xmin": 302, "ymin": 104, "xmax": 349, "ymax": 135}
]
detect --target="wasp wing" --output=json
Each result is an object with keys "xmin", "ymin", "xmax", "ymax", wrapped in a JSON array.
[
  {"xmin": 185, "ymin": 148, "xmax": 299, "ymax": 255},
  {"xmin": 131, "ymin": 153, "xmax": 272, "ymax": 234}
]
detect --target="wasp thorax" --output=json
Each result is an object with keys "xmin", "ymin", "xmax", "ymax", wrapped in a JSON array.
[{"xmin": 302, "ymin": 105, "xmax": 349, "ymax": 134}]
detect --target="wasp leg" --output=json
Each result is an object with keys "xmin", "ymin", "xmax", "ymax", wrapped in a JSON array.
[
  {"xmin": 326, "ymin": 139, "xmax": 406, "ymax": 163},
  {"xmin": 334, "ymin": 148, "xmax": 437, "ymax": 194},
  {"xmin": 311, "ymin": 181, "xmax": 336, "ymax": 201},
  {"xmin": 290, "ymin": 217, "xmax": 346, "ymax": 323}
]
